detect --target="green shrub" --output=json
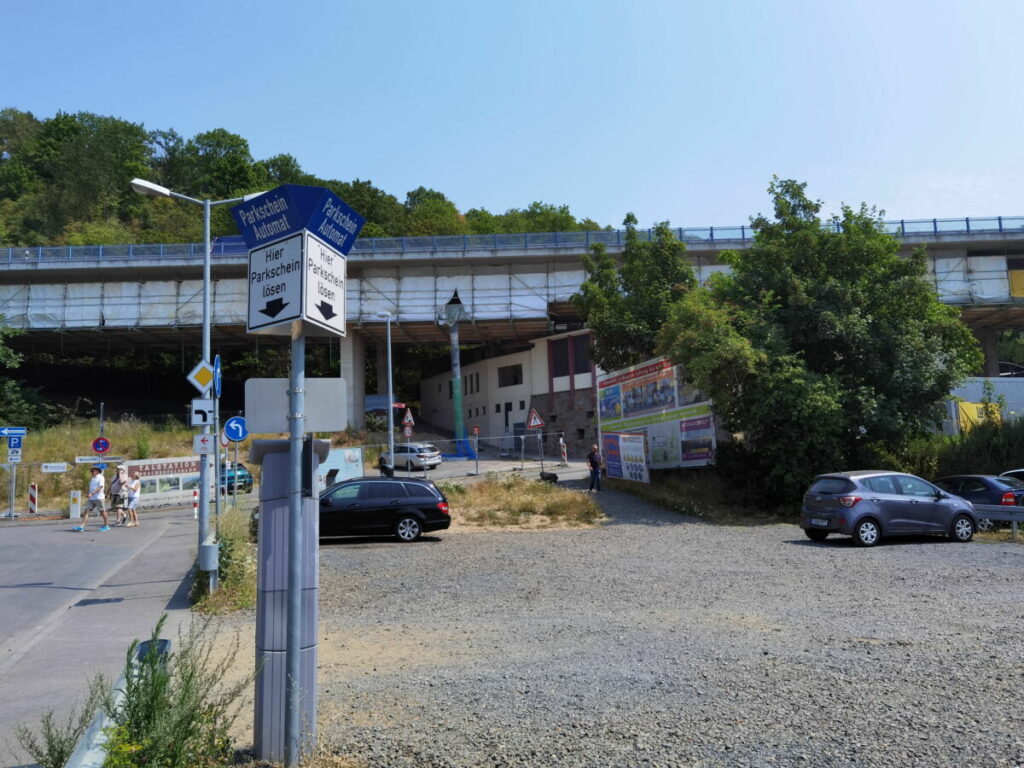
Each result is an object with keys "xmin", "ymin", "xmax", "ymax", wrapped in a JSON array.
[
  {"xmin": 14, "ymin": 676, "xmax": 107, "ymax": 768},
  {"xmin": 100, "ymin": 615, "xmax": 252, "ymax": 768}
]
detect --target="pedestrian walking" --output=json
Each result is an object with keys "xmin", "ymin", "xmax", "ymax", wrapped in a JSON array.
[
  {"xmin": 73, "ymin": 465, "xmax": 109, "ymax": 531},
  {"xmin": 111, "ymin": 465, "xmax": 129, "ymax": 525},
  {"xmin": 587, "ymin": 444, "xmax": 603, "ymax": 492},
  {"xmin": 126, "ymin": 471, "xmax": 141, "ymax": 527}
]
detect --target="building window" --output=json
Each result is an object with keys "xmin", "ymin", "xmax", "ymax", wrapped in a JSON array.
[
  {"xmin": 519, "ymin": 400, "xmax": 525, "ymax": 410},
  {"xmin": 498, "ymin": 364, "xmax": 523, "ymax": 387},
  {"xmin": 577, "ymin": 428, "xmax": 586, "ymax": 439},
  {"xmin": 495, "ymin": 403, "xmax": 501, "ymax": 412},
  {"xmin": 468, "ymin": 409, "xmax": 472, "ymax": 419},
  {"xmin": 483, "ymin": 406, "xmax": 487, "ymax": 415},
  {"xmin": 572, "ymin": 334, "xmax": 592, "ymax": 374},
  {"xmin": 551, "ymin": 338, "xmax": 570, "ymax": 377}
]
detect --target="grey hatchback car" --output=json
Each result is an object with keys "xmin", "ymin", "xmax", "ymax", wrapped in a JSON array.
[{"xmin": 800, "ymin": 471, "xmax": 977, "ymax": 546}]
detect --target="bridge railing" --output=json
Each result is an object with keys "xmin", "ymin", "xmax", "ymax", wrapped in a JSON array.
[{"xmin": 3, "ymin": 215, "xmax": 1024, "ymax": 263}]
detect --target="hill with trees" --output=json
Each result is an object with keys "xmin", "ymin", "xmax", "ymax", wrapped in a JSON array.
[{"xmin": 0, "ymin": 107, "xmax": 605, "ymax": 246}]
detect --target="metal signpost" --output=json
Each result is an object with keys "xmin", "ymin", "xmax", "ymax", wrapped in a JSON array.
[
  {"xmin": 232, "ymin": 184, "xmax": 364, "ymax": 767},
  {"xmin": 3, "ymin": 427, "xmax": 27, "ymax": 519},
  {"xmin": 527, "ymin": 409, "xmax": 546, "ymax": 472}
]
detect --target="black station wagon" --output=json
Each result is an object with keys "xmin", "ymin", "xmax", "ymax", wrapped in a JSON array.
[{"xmin": 319, "ymin": 477, "xmax": 451, "ymax": 542}]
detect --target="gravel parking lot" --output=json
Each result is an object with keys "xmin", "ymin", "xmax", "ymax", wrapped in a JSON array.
[{"xmin": 270, "ymin": 482, "xmax": 1024, "ymax": 767}]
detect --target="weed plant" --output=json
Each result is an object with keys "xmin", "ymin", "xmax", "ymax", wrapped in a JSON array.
[
  {"xmin": 100, "ymin": 615, "xmax": 253, "ymax": 768},
  {"xmin": 13, "ymin": 676, "xmax": 108, "ymax": 768},
  {"xmin": 192, "ymin": 504, "xmax": 257, "ymax": 614}
]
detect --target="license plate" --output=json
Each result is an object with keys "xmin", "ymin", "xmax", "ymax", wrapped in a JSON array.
[{"xmin": 810, "ymin": 518, "xmax": 829, "ymax": 527}]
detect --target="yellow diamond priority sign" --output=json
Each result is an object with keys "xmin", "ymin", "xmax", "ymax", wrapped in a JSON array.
[{"xmin": 187, "ymin": 360, "xmax": 215, "ymax": 395}]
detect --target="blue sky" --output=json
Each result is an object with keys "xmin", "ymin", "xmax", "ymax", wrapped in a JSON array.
[{"xmin": 3, "ymin": 0, "xmax": 1022, "ymax": 229}]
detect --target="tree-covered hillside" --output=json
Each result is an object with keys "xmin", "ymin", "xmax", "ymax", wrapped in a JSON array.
[{"xmin": 0, "ymin": 108, "xmax": 605, "ymax": 246}]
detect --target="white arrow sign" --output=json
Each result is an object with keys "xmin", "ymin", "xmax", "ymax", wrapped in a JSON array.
[
  {"xmin": 193, "ymin": 434, "xmax": 214, "ymax": 454},
  {"xmin": 247, "ymin": 234, "xmax": 303, "ymax": 332},
  {"xmin": 303, "ymin": 232, "xmax": 346, "ymax": 336}
]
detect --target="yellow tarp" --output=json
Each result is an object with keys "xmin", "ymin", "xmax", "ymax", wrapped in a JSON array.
[{"xmin": 958, "ymin": 401, "xmax": 1001, "ymax": 433}]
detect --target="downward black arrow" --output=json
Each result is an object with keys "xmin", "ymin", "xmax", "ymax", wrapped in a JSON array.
[
  {"xmin": 315, "ymin": 301, "xmax": 337, "ymax": 320},
  {"xmin": 259, "ymin": 298, "xmax": 289, "ymax": 318}
]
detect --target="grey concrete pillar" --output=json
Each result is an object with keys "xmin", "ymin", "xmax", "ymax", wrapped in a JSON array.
[
  {"xmin": 339, "ymin": 332, "xmax": 366, "ymax": 429},
  {"xmin": 973, "ymin": 327, "xmax": 1000, "ymax": 377},
  {"xmin": 251, "ymin": 438, "xmax": 330, "ymax": 763},
  {"xmin": 376, "ymin": 343, "xmax": 388, "ymax": 396}
]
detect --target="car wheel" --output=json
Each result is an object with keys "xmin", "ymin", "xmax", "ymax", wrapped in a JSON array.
[
  {"xmin": 950, "ymin": 514, "xmax": 974, "ymax": 542},
  {"xmin": 976, "ymin": 517, "xmax": 996, "ymax": 532},
  {"xmin": 853, "ymin": 518, "xmax": 881, "ymax": 547},
  {"xmin": 395, "ymin": 515, "xmax": 422, "ymax": 542},
  {"xmin": 805, "ymin": 529, "xmax": 829, "ymax": 542}
]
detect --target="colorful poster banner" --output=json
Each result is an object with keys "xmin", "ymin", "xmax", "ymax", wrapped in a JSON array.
[{"xmin": 597, "ymin": 356, "xmax": 716, "ymax": 470}]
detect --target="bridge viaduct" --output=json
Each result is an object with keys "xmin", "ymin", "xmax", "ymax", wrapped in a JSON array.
[{"xmin": 3, "ymin": 216, "xmax": 1024, "ymax": 426}]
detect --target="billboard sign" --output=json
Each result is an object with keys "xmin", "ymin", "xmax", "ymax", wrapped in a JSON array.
[{"xmin": 596, "ymin": 356, "xmax": 716, "ymax": 473}]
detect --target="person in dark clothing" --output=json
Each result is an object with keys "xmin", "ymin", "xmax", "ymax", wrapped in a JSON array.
[
  {"xmin": 587, "ymin": 444, "xmax": 602, "ymax": 492},
  {"xmin": 378, "ymin": 453, "xmax": 394, "ymax": 478}
]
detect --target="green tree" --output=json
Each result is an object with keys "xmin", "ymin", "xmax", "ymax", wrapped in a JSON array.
[
  {"xmin": 573, "ymin": 213, "xmax": 696, "ymax": 371},
  {"xmin": 403, "ymin": 186, "xmax": 467, "ymax": 236},
  {"xmin": 657, "ymin": 179, "xmax": 982, "ymax": 501}
]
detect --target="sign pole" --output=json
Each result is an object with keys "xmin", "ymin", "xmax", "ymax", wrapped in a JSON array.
[
  {"xmin": 285, "ymin": 320, "xmax": 305, "ymax": 768},
  {"xmin": 538, "ymin": 431, "xmax": 545, "ymax": 473},
  {"xmin": 6, "ymin": 464, "xmax": 14, "ymax": 519}
]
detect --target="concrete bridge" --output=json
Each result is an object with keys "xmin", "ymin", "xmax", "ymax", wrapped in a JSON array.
[{"xmin": 3, "ymin": 215, "xmax": 1024, "ymax": 423}]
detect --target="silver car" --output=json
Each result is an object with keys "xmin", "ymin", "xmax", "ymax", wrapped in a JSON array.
[
  {"xmin": 382, "ymin": 442, "xmax": 443, "ymax": 471},
  {"xmin": 800, "ymin": 470, "xmax": 976, "ymax": 546}
]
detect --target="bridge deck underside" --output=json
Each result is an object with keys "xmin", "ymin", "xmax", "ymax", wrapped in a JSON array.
[{"xmin": 6, "ymin": 317, "xmax": 554, "ymax": 355}]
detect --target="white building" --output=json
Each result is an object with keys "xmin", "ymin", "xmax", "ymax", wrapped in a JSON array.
[{"xmin": 420, "ymin": 329, "xmax": 599, "ymax": 456}]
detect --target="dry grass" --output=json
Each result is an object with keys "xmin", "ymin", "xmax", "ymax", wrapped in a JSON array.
[
  {"xmin": 436, "ymin": 473, "xmax": 605, "ymax": 529},
  {"xmin": 192, "ymin": 504, "xmax": 258, "ymax": 615}
]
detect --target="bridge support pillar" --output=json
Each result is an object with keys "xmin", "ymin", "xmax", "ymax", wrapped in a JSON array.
[
  {"xmin": 376, "ymin": 343, "xmax": 388, "ymax": 395},
  {"xmin": 973, "ymin": 327, "xmax": 1000, "ymax": 377},
  {"xmin": 339, "ymin": 332, "xmax": 366, "ymax": 429}
]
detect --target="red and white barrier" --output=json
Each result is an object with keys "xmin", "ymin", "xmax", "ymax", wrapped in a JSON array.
[
  {"xmin": 192, "ymin": 489, "xmax": 198, "ymax": 519},
  {"xmin": 28, "ymin": 483, "xmax": 37, "ymax": 514}
]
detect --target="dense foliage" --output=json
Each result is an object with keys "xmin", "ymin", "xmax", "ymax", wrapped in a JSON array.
[
  {"xmin": 656, "ymin": 179, "xmax": 982, "ymax": 501},
  {"xmin": 0, "ymin": 108, "xmax": 604, "ymax": 246},
  {"xmin": 572, "ymin": 214, "xmax": 696, "ymax": 371}
]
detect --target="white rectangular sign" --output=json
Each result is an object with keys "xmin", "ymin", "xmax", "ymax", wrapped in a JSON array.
[
  {"xmin": 193, "ymin": 434, "xmax": 215, "ymax": 454},
  {"xmin": 247, "ymin": 233, "xmax": 303, "ymax": 331},
  {"xmin": 75, "ymin": 455, "xmax": 127, "ymax": 464},
  {"xmin": 303, "ymin": 232, "xmax": 346, "ymax": 336},
  {"xmin": 191, "ymin": 398, "xmax": 215, "ymax": 426},
  {"xmin": 244, "ymin": 377, "xmax": 347, "ymax": 433},
  {"xmin": 8, "ymin": 451, "xmax": 21, "ymax": 464},
  {"xmin": 41, "ymin": 463, "xmax": 69, "ymax": 473}
]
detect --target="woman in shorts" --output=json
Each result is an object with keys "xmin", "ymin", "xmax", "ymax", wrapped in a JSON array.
[{"xmin": 126, "ymin": 471, "xmax": 142, "ymax": 527}]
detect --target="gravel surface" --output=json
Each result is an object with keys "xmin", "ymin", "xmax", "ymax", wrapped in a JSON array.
[{"xmin": 303, "ymin": 482, "xmax": 1024, "ymax": 767}]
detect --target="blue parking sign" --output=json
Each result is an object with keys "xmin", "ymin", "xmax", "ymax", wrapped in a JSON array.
[{"xmin": 8, "ymin": 436, "xmax": 22, "ymax": 449}]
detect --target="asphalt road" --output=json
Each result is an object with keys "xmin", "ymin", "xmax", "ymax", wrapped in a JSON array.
[{"xmin": 0, "ymin": 509, "xmax": 197, "ymax": 767}]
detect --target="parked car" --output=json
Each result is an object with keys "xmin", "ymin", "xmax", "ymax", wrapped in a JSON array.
[
  {"xmin": 800, "ymin": 471, "xmax": 976, "ymax": 546},
  {"xmin": 998, "ymin": 361, "xmax": 1024, "ymax": 377},
  {"xmin": 998, "ymin": 468, "xmax": 1024, "ymax": 483},
  {"xmin": 319, "ymin": 476, "xmax": 451, "ymax": 541},
  {"xmin": 220, "ymin": 462, "xmax": 254, "ymax": 494},
  {"xmin": 381, "ymin": 442, "xmax": 443, "ymax": 471},
  {"xmin": 936, "ymin": 474, "xmax": 1024, "ymax": 531}
]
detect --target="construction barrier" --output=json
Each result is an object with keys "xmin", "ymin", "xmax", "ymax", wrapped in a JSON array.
[{"xmin": 28, "ymin": 482, "xmax": 37, "ymax": 514}]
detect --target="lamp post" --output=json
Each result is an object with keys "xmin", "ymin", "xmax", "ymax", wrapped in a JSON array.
[
  {"xmin": 439, "ymin": 290, "xmax": 469, "ymax": 454},
  {"xmin": 130, "ymin": 178, "xmax": 264, "ymax": 593},
  {"xmin": 376, "ymin": 311, "xmax": 395, "ymax": 472}
]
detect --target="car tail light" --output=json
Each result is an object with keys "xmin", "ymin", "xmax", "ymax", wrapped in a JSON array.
[
  {"xmin": 436, "ymin": 501, "xmax": 450, "ymax": 515},
  {"xmin": 838, "ymin": 495, "xmax": 862, "ymax": 508},
  {"xmin": 1000, "ymin": 492, "xmax": 1015, "ymax": 506}
]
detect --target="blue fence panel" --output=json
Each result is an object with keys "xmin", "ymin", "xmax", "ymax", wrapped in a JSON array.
[
  {"xmin": 711, "ymin": 226, "xmax": 747, "ymax": 241},
  {"xmin": 493, "ymin": 233, "xmax": 526, "ymax": 248},
  {"xmin": 901, "ymin": 219, "xmax": 936, "ymax": 234},
  {"xmin": 525, "ymin": 232, "xmax": 558, "ymax": 247},
  {"xmin": 1002, "ymin": 217, "xmax": 1024, "ymax": 232},
  {"xmin": 586, "ymin": 231, "xmax": 619, "ymax": 246},
  {"xmin": 968, "ymin": 217, "xmax": 1001, "ymax": 233}
]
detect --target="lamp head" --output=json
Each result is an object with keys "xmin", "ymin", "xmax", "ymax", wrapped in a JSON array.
[{"xmin": 130, "ymin": 178, "xmax": 171, "ymax": 198}]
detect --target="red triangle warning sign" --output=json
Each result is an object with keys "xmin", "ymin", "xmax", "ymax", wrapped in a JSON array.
[{"xmin": 526, "ymin": 408, "xmax": 545, "ymax": 429}]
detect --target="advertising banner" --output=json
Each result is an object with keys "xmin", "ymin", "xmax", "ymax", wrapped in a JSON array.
[
  {"xmin": 602, "ymin": 432, "xmax": 650, "ymax": 483},
  {"xmin": 597, "ymin": 356, "xmax": 716, "ymax": 470}
]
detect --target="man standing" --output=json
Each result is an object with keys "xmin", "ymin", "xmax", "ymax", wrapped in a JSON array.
[
  {"xmin": 587, "ymin": 444, "xmax": 603, "ymax": 492},
  {"xmin": 73, "ymin": 465, "xmax": 109, "ymax": 532}
]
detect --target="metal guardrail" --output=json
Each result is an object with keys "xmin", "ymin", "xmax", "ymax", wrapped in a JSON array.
[
  {"xmin": 971, "ymin": 504, "xmax": 1023, "ymax": 539},
  {"xmin": 3, "ymin": 215, "xmax": 1024, "ymax": 264}
]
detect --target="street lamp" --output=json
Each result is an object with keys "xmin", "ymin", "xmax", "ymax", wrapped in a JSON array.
[
  {"xmin": 438, "ymin": 290, "xmax": 469, "ymax": 455},
  {"xmin": 376, "ymin": 311, "xmax": 395, "ymax": 473},
  {"xmin": 130, "ymin": 178, "xmax": 265, "ymax": 593}
]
